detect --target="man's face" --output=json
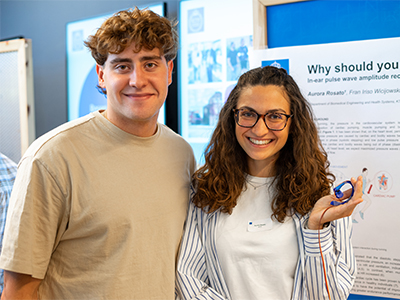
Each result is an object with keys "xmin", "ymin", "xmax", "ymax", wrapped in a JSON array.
[{"xmin": 97, "ymin": 43, "xmax": 173, "ymax": 136}]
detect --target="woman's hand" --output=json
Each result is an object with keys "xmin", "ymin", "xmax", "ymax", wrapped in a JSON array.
[{"xmin": 307, "ymin": 176, "xmax": 364, "ymax": 230}]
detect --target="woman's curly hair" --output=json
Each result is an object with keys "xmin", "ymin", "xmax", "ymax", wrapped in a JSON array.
[
  {"xmin": 192, "ymin": 66, "xmax": 335, "ymax": 222},
  {"xmin": 84, "ymin": 7, "xmax": 177, "ymax": 92}
]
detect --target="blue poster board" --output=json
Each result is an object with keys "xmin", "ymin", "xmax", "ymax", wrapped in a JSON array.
[{"xmin": 267, "ymin": 0, "xmax": 400, "ymax": 48}]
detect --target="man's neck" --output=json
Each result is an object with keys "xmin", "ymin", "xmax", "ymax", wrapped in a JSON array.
[{"xmin": 102, "ymin": 110, "xmax": 158, "ymax": 137}]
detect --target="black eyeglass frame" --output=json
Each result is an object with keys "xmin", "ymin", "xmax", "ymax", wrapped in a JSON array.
[{"xmin": 233, "ymin": 108, "xmax": 293, "ymax": 131}]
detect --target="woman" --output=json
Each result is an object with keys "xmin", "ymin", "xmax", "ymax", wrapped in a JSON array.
[{"xmin": 176, "ymin": 66, "xmax": 363, "ymax": 300}]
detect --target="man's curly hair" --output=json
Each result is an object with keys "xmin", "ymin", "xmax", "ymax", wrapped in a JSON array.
[{"xmin": 84, "ymin": 7, "xmax": 178, "ymax": 66}]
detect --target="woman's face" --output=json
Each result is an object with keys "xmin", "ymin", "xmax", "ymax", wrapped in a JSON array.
[{"xmin": 235, "ymin": 85, "xmax": 291, "ymax": 177}]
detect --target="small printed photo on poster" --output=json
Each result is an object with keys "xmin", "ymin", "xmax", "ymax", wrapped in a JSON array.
[
  {"xmin": 188, "ymin": 88, "xmax": 224, "ymax": 138},
  {"xmin": 226, "ymin": 35, "xmax": 252, "ymax": 82},
  {"xmin": 188, "ymin": 40, "xmax": 222, "ymax": 84}
]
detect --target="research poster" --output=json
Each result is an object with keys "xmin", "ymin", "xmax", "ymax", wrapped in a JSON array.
[{"xmin": 251, "ymin": 37, "xmax": 400, "ymax": 299}]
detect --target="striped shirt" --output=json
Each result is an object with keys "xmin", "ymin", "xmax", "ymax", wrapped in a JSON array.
[
  {"xmin": 176, "ymin": 192, "xmax": 356, "ymax": 300},
  {"xmin": 0, "ymin": 153, "xmax": 17, "ymax": 294}
]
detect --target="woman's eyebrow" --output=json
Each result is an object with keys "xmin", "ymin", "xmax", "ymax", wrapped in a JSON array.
[{"xmin": 237, "ymin": 106, "xmax": 288, "ymax": 113}]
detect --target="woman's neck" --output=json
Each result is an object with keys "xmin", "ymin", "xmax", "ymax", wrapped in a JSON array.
[{"xmin": 247, "ymin": 163, "xmax": 276, "ymax": 178}]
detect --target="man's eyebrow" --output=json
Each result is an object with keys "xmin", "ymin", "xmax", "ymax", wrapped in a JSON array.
[
  {"xmin": 109, "ymin": 58, "xmax": 132, "ymax": 65},
  {"xmin": 140, "ymin": 55, "xmax": 163, "ymax": 62},
  {"xmin": 108, "ymin": 55, "xmax": 163, "ymax": 65}
]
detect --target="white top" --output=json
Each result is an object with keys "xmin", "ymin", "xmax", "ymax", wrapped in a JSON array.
[
  {"xmin": 215, "ymin": 175, "xmax": 299, "ymax": 300},
  {"xmin": 177, "ymin": 186, "xmax": 357, "ymax": 300}
]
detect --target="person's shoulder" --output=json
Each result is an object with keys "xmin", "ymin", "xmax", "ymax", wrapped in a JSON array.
[
  {"xmin": 24, "ymin": 114, "xmax": 97, "ymax": 158},
  {"xmin": 159, "ymin": 124, "xmax": 189, "ymax": 144},
  {"xmin": 158, "ymin": 124, "xmax": 194, "ymax": 156},
  {"xmin": 0, "ymin": 153, "xmax": 17, "ymax": 169}
]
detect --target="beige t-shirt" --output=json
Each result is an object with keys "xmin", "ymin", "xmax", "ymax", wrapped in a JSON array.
[{"xmin": 0, "ymin": 111, "xmax": 195, "ymax": 299}]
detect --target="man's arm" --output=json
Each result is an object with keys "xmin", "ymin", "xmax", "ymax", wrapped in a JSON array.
[{"xmin": 1, "ymin": 271, "xmax": 42, "ymax": 300}]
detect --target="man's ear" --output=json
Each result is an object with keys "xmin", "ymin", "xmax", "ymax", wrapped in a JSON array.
[
  {"xmin": 96, "ymin": 64, "xmax": 106, "ymax": 88},
  {"xmin": 167, "ymin": 60, "xmax": 174, "ymax": 86}
]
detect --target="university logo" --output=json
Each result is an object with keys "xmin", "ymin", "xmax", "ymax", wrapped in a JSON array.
[
  {"xmin": 188, "ymin": 8, "xmax": 204, "ymax": 34},
  {"xmin": 262, "ymin": 59, "xmax": 289, "ymax": 74}
]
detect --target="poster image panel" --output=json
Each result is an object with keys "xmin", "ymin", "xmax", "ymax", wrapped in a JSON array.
[
  {"xmin": 226, "ymin": 35, "xmax": 252, "ymax": 82},
  {"xmin": 179, "ymin": 0, "xmax": 253, "ymax": 164},
  {"xmin": 187, "ymin": 39, "xmax": 222, "ymax": 84}
]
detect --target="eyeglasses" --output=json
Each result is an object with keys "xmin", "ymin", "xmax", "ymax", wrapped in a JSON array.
[{"xmin": 233, "ymin": 108, "xmax": 293, "ymax": 131}]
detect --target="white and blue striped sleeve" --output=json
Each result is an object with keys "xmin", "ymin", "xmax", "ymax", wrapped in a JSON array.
[
  {"xmin": 176, "ymin": 200, "xmax": 226, "ymax": 300},
  {"xmin": 302, "ymin": 216, "xmax": 356, "ymax": 300}
]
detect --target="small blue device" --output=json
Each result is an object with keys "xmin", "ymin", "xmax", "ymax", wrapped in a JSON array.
[{"xmin": 331, "ymin": 181, "xmax": 354, "ymax": 206}]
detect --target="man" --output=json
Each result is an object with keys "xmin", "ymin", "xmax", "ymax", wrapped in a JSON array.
[
  {"xmin": 227, "ymin": 41, "xmax": 239, "ymax": 81},
  {"xmin": 0, "ymin": 153, "xmax": 17, "ymax": 295},
  {"xmin": 0, "ymin": 8, "xmax": 195, "ymax": 299},
  {"xmin": 237, "ymin": 38, "xmax": 249, "ymax": 74}
]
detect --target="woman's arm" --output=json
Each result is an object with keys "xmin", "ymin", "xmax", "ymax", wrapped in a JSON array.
[
  {"xmin": 176, "ymin": 200, "xmax": 226, "ymax": 300},
  {"xmin": 302, "ymin": 216, "xmax": 356, "ymax": 299},
  {"xmin": 301, "ymin": 176, "xmax": 363, "ymax": 299}
]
